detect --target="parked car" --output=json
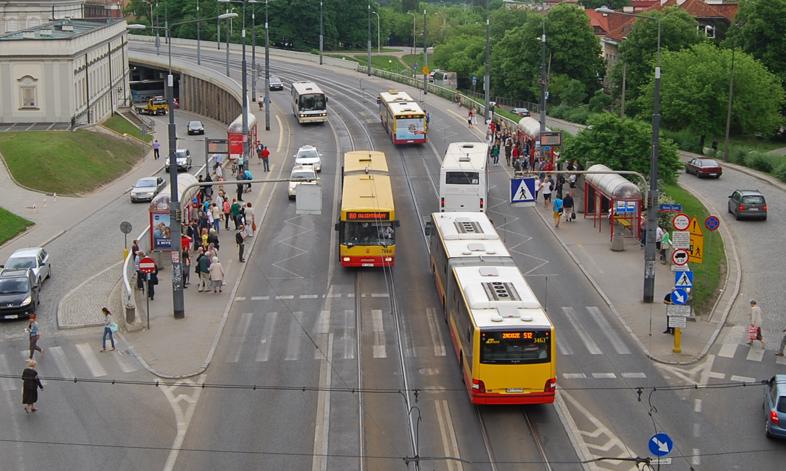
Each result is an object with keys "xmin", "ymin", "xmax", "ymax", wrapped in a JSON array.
[
  {"xmin": 685, "ymin": 158, "xmax": 722, "ymax": 178},
  {"xmin": 728, "ymin": 189, "xmax": 767, "ymax": 221},
  {"xmin": 512, "ymin": 107, "xmax": 530, "ymax": 117},
  {"xmin": 0, "ymin": 268, "xmax": 39, "ymax": 320},
  {"xmin": 1, "ymin": 247, "xmax": 51, "ymax": 288},
  {"xmin": 269, "ymin": 75, "xmax": 284, "ymax": 91},
  {"xmin": 187, "ymin": 120, "xmax": 205, "ymax": 135},
  {"xmin": 130, "ymin": 176, "xmax": 166, "ymax": 203},
  {"xmin": 288, "ymin": 165, "xmax": 319, "ymax": 200},
  {"xmin": 165, "ymin": 148, "xmax": 192, "ymax": 172},
  {"xmin": 765, "ymin": 375, "xmax": 786, "ymax": 439},
  {"xmin": 294, "ymin": 145, "xmax": 322, "ymax": 173}
]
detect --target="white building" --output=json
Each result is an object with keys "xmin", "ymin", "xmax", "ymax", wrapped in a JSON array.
[
  {"xmin": 0, "ymin": 18, "xmax": 130, "ymax": 125},
  {"xmin": 0, "ymin": 0, "xmax": 85, "ymax": 35}
]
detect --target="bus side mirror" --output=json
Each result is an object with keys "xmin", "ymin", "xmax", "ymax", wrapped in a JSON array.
[
  {"xmin": 325, "ymin": 97, "xmax": 329, "ymax": 103},
  {"xmin": 424, "ymin": 221, "xmax": 432, "ymax": 236}
]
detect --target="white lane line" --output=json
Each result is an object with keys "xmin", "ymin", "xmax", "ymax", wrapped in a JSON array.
[
  {"xmin": 425, "ymin": 307, "xmax": 447, "ymax": 357},
  {"xmin": 562, "ymin": 373, "xmax": 587, "ymax": 379},
  {"xmin": 75, "ymin": 343, "xmax": 107, "ymax": 377},
  {"xmin": 255, "ymin": 312, "xmax": 278, "ymax": 362},
  {"xmin": 745, "ymin": 347, "xmax": 765, "ymax": 362},
  {"xmin": 346, "ymin": 293, "xmax": 355, "ymax": 298},
  {"xmin": 586, "ymin": 306, "xmax": 630, "ymax": 355},
  {"xmin": 226, "ymin": 312, "xmax": 254, "ymax": 363},
  {"xmin": 692, "ymin": 448, "xmax": 701, "ymax": 466},
  {"xmin": 592, "ymin": 373, "xmax": 617, "ymax": 379},
  {"xmin": 343, "ymin": 309, "xmax": 355, "ymax": 360},
  {"xmin": 48, "ymin": 346, "xmax": 75, "ymax": 379},
  {"xmin": 250, "ymin": 295, "xmax": 269, "ymax": 301},
  {"xmin": 300, "ymin": 294, "xmax": 319, "ymax": 299},
  {"xmin": 709, "ymin": 371, "xmax": 726, "ymax": 380},
  {"xmin": 371, "ymin": 309, "xmax": 387, "ymax": 359},
  {"xmin": 693, "ymin": 422, "xmax": 701, "ymax": 438},
  {"xmin": 561, "ymin": 307, "xmax": 602, "ymax": 355},
  {"xmin": 556, "ymin": 334, "xmax": 574, "ymax": 356},
  {"xmin": 276, "ymin": 295, "xmax": 295, "ymax": 300},
  {"xmin": 326, "ymin": 293, "xmax": 341, "ymax": 299},
  {"xmin": 0, "ymin": 354, "xmax": 17, "ymax": 391},
  {"xmin": 111, "ymin": 351, "xmax": 139, "ymax": 373},
  {"xmin": 370, "ymin": 293, "xmax": 389, "ymax": 298},
  {"xmin": 694, "ymin": 399, "xmax": 703, "ymax": 413},
  {"xmin": 717, "ymin": 343, "xmax": 737, "ymax": 358},
  {"xmin": 435, "ymin": 400, "xmax": 463, "ymax": 471},
  {"xmin": 621, "ymin": 372, "xmax": 647, "ymax": 379},
  {"xmin": 311, "ymin": 334, "xmax": 334, "ymax": 471},
  {"xmin": 777, "ymin": 355, "xmax": 786, "ymax": 366},
  {"xmin": 235, "ymin": 296, "xmax": 247, "ymax": 301},
  {"xmin": 731, "ymin": 375, "xmax": 756, "ymax": 383},
  {"xmin": 285, "ymin": 312, "xmax": 304, "ymax": 360},
  {"xmin": 314, "ymin": 311, "xmax": 331, "ymax": 359}
]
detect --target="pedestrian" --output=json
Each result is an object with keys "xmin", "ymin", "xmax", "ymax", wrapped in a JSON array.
[
  {"xmin": 134, "ymin": 250, "xmax": 145, "ymax": 291},
  {"xmin": 131, "ymin": 239, "xmax": 140, "ymax": 261},
  {"xmin": 197, "ymin": 248, "xmax": 211, "ymax": 291},
  {"xmin": 207, "ymin": 228, "xmax": 220, "ymax": 252},
  {"xmin": 236, "ymin": 225, "xmax": 247, "ymax": 262},
  {"xmin": 659, "ymin": 229, "xmax": 672, "ymax": 264},
  {"xmin": 655, "ymin": 224, "xmax": 664, "ymax": 254},
  {"xmin": 776, "ymin": 327, "xmax": 786, "ymax": 357},
  {"xmin": 209, "ymin": 256, "xmax": 225, "ymax": 293},
  {"xmin": 214, "ymin": 162, "xmax": 224, "ymax": 182},
  {"xmin": 542, "ymin": 177, "xmax": 553, "ymax": 208},
  {"xmin": 552, "ymin": 194, "xmax": 563, "ymax": 228},
  {"xmin": 182, "ymin": 249, "xmax": 191, "ymax": 288},
  {"xmin": 256, "ymin": 141, "xmax": 263, "ymax": 163},
  {"xmin": 534, "ymin": 176, "xmax": 541, "ymax": 202},
  {"xmin": 245, "ymin": 202, "xmax": 256, "ymax": 237},
  {"xmin": 236, "ymin": 181, "xmax": 244, "ymax": 202},
  {"xmin": 563, "ymin": 192, "xmax": 575, "ymax": 222},
  {"xmin": 181, "ymin": 230, "xmax": 192, "ymax": 254},
  {"xmin": 26, "ymin": 313, "xmax": 43, "ymax": 359},
  {"xmin": 100, "ymin": 307, "xmax": 116, "ymax": 352},
  {"xmin": 22, "ymin": 359, "xmax": 43, "ymax": 413},
  {"xmin": 223, "ymin": 198, "xmax": 232, "ymax": 230},
  {"xmin": 663, "ymin": 292, "xmax": 675, "ymax": 335},
  {"xmin": 504, "ymin": 137, "xmax": 513, "ymax": 166},
  {"xmin": 230, "ymin": 198, "xmax": 242, "ymax": 229},
  {"xmin": 152, "ymin": 139, "xmax": 160, "ymax": 159},
  {"xmin": 467, "ymin": 109, "xmax": 473, "ymax": 128},
  {"xmin": 491, "ymin": 144, "xmax": 500, "ymax": 166},
  {"xmin": 210, "ymin": 203, "xmax": 222, "ymax": 233},
  {"xmin": 146, "ymin": 260, "xmax": 158, "ymax": 300},
  {"xmin": 261, "ymin": 145, "xmax": 270, "ymax": 172},
  {"xmin": 204, "ymin": 173, "xmax": 214, "ymax": 200},
  {"xmin": 748, "ymin": 300, "xmax": 766, "ymax": 347}
]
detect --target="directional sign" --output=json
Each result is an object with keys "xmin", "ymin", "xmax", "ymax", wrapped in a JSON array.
[
  {"xmin": 689, "ymin": 234, "xmax": 704, "ymax": 264},
  {"xmin": 659, "ymin": 203, "xmax": 683, "ymax": 212},
  {"xmin": 511, "ymin": 177, "xmax": 536, "ymax": 207},
  {"xmin": 648, "ymin": 433, "xmax": 674, "ymax": 457},
  {"xmin": 671, "ymin": 249, "xmax": 689, "ymax": 266},
  {"xmin": 671, "ymin": 288, "xmax": 689, "ymax": 305},
  {"xmin": 671, "ymin": 230, "xmax": 690, "ymax": 249},
  {"xmin": 689, "ymin": 217, "xmax": 703, "ymax": 236},
  {"xmin": 705, "ymin": 215, "xmax": 720, "ymax": 232},
  {"xmin": 674, "ymin": 270, "xmax": 694, "ymax": 288},
  {"xmin": 672, "ymin": 213, "xmax": 690, "ymax": 231},
  {"xmin": 471, "ymin": 75, "xmax": 477, "ymax": 86}
]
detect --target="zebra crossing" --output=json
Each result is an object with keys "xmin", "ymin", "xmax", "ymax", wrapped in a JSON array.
[
  {"xmin": 715, "ymin": 325, "xmax": 786, "ymax": 366},
  {"xmin": 0, "ymin": 341, "xmax": 142, "ymax": 392}
]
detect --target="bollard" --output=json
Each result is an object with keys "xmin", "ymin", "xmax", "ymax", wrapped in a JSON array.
[
  {"xmin": 125, "ymin": 304, "xmax": 136, "ymax": 325},
  {"xmin": 611, "ymin": 224, "xmax": 625, "ymax": 251},
  {"xmin": 673, "ymin": 327, "xmax": 682, "ymax": 353},
  {"xmin": 122, "ymin": 247, "xmax": 129, "ymax": 263}
]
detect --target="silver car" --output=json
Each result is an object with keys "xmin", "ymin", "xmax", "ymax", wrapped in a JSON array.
[
  {"xmin": 130, "ymin": 176, "xmax": 166, "ymax": 202},
  {"xmin": 165, "ymin": 148, "xmax": 192, "ymax": 172},
  {"xmin": 1, "ymin": 247, "xmax": 51, "ymax": 288},
  {"xmin": 294, "ymin": 145, "xmax": 322, "ymax": 173}
]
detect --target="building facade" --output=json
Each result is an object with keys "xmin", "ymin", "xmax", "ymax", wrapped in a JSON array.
[
  {"xmin": 0, "ymin": 18, "xmax": 130, "ymax": 125},
  {"xmin": 0, "ymin": 0, "xmax": 85, "ymax": 35}
]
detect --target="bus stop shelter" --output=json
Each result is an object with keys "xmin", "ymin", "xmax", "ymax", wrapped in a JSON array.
[{"xmin": 583, "ymin": 164, "xmax": 642, "ymax": 242}]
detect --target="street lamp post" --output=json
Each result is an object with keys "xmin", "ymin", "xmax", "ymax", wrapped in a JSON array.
[
  {"xmin": 251, "ymin": 5, "xmax": 257, "ymax": 102},
  {"xmin": 225, "ymin": 9, "xmax": 231, "ymax": 76},
  {"xmin": 264, "ymin": 0, "xmax": 270, "ymax": 130},
  {"xmin": 409, "ymin": 12, "xmax": 415, "ymax": 56},
  {"xmin": 367, "ymin": 3, "xmax": 371, "ymax": 77},
  {"xmin": 723, "ymin": 49, "xmax": 735, "ymax": 162},
  {"xmin": 483, "ymin": 12, "xmax": 490, "ymax": 123},
  {"xmin": 423, "ymin": 9, "xmax": 427, "ymax": 95},
  {"xmin": 219, "ymin": 0, "xmax": 252, "ymax": 169},
  {"xmin": 371, "ymin": 10, "xmax": 380, "ymax": 53},
  {"xmin": 319, "ymin": 1, "xmax": 324, "ymax": 65},
  {"xmin": 539, "ymin": 13, "xmax": 547, "ymax": 133},
  {"xmin": 196, "ymin": 0, "xmax": 201, "ymax": 64}
]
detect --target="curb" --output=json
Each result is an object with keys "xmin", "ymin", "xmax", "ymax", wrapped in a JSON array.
[{"xmin": 720, "ymin": 160, "xmax": 786, "ymax": 193}]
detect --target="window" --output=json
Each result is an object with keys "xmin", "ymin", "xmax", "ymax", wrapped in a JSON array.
[
  {"xmin": 18, "ymin": 76, "xmax": 38, "ymax": 109},
  {"xmin": 445, "ymin": 171, "xmax": 479, "ymax": 185}
]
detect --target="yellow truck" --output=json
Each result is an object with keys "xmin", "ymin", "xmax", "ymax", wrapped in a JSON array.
[{"xmin": 134, "ymin": 96, "xmax": 168, "ymax": 115}]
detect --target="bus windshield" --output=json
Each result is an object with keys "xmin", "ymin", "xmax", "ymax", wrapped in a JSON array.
[
  {"xmin": 480, "ymin": 330, "xmax": 550, "ymax": 364},
  {"xmin": 343, "ymin": 221, "xmax": 395, "ymax": 246},
  {"xmin": 298, "ymin": 94, "xmax": 326, "ymax": 111}
]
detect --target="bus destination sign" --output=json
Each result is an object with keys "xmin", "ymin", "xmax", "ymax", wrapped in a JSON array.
[{"xmin": 347, "ymin": 212, "xmax": 390, "ymax": 220}]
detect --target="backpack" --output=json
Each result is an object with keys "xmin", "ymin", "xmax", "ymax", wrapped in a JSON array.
[{"xmin": 235, "ymin": 232, "xmax": 244, "ymax": 245}]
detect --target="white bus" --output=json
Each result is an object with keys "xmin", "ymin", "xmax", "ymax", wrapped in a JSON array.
[
  {"xmin": 291, "ymin": 81, "xmax": 327, "ymax": 124},
  {"xmin": 439, "ymin": 142, "xmax": 489, "ymax": 212}
]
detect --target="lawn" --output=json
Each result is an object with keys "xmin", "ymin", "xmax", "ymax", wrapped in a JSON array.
[
  {"xmin": 400, "ymin": 54, "xmax": 421, "ymax": 69},
  {"xmin": 103, "ymin": 114, "xmax": 152, "ymax": 143},
  {"xmin": 661, "ymin": 182, "xmax": 724, "ymax": 316},
  {"xmin": 352, "ymin": 54, "xmax": 409, "ymax": 73},
  {"xmin": 0, "ymin": 130, "xmax": 146, "ymax": 196},
  {"xmin": 0, "ymin": 207, "xmax": 33, "ymax": 246}
]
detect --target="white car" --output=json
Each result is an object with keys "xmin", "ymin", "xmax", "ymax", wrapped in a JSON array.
[
  {"xmin": 1, "ymin": 247, "xmax": 51, "ymax": 288},
  {"xmin": 130, "ymin": 176, "xmax": 166, "ymax": 202},
  {"xmin": 165, "ymin": 148, "xmax": 192, "ymax": 172},
  {"xmin": 294, "ymin": 145, "xmax": 322, "ymax": 173},
  {"xmin": 288, "ymin": 165, "xmax": 319, "ymax": 200}
]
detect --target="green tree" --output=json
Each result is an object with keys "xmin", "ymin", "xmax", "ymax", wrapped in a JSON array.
[
  {"xmin": 725, "ymin": 0, "xmax": 786, "ymax": 87},
  {"xmin": 549, "ymin": 74, "xmax": 586, "ymax": 106},
  {"xmin": 640, "ymin": 43, "xmax": 785, "ymax": 147},
  {"xmin": 432, "ymin": 34, "xmax": 485, "ymax": 82},
  {"xmin": 489, "ymin": 7, "xmax": 529, "ymax": 43},
  {"xmin": 563, "ymin": 113, "xmax": 681, "ymax": 183}
]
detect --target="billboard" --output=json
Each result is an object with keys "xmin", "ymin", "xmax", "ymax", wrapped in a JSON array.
[
  {"xmin": 150, "ymin": 212, "xmax": 172, "ymax": 251},
  {"xmin": 395, "ymin": 118, "xmax": 426, "ymax": 142}
]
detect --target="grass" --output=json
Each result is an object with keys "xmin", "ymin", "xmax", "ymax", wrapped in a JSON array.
[
  {"xmin": 0, "ymin": 130, "xmax": 146, "ymax": 196},
  {"xmin": 661, "ymin": 182, "xmax": 724, "ymax": 316},
  {"xmin": 352, "ymin": 54, "xmax": 409, "ymax": 73},
  {"xmin": 103, "ymin": 114, "xmax": 152, "ymax": 143},
  {"xmin": 400, "ymin": 54, "xmax": 421, "ymax": 69},
  {"xmin": 0, "ymin": 207, "xmax": 33, "ymax": 246}
]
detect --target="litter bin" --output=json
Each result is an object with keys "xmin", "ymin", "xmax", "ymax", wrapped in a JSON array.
[{"xmin": 611, "ymin": 223, "xmax": 625, "ymax": 251}]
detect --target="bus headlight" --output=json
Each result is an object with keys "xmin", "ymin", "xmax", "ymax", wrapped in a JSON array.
[
  {"xmin": 384, "ymin": 257, "xmax": 392, "ymax": 262},
  {"xmin": 343, "ymin": 257, "xmax": 350, "ymax": 262}
]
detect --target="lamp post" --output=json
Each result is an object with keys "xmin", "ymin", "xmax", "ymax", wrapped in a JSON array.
[
  {"xmin": 371, "ymin": 10, "xmax": 380, "ymax": 53},
  {"xmin": 408, "ymin": 12, "xmax": 416, "ymax": 56},
  {"xmin": 196, "ymin": 0, "xmax": 201, "ymax": 64},
  {"xmin": 597, "ymin": 6, "xmax": 662, "ymax": 303},
  {"xmin": 319, "ymin": 1, "xmax": 324, "ymax": 65},
  {"xmin": 154, "ymin": 0, "xmax": 160, "ymax": 55},
  {"xmin": 225, "ymin": 9, "xmax": 231, "ymax": 75},
  {"xmin": 367, "ymin": 3, "xmax": 371, "ymax": 77},
  {"xmin": 423, "ymin": 9, "xmax": 427, "ymax": 95},
  {"xmin": 539, "ymin": 9, "xmax": 547, "ymax": 133},
  {"xmin": 264, "ymin": 0, "xmax": 270, "ymax": 130},
  {"xmin": 251, "ymin": 3, "xmax": 257, "ymax": 102},
  {"xmin": 483, "ymin": 7, "xmax": 490, "ymax": 123}
]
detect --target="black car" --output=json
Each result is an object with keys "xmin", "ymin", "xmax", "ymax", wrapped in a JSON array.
[
  {"xmin": 187, "ymin": 120, "xmax": 205, "ymax": 135},
  {"xmin": 269, "ymin": 75, "xmax": 284, "ymax": 91},
  {"xmin": 0, "ymin": 268, "xmax": 39, "ymax": 320}
]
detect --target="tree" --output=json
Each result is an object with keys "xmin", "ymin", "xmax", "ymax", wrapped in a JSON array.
[
  {"xmin": 639, "ymin": 43, "xmax": 785, "ymax": 146},
  {"xmin": 562, "ymin": 113, "xmax": 681, "ymax": 183},
  {"xmin": 725, "ymin": 0, "xmax": 786, "ymax": 87},
  {"xmin": 489, "ymin": 7, "xmax": 529, "ymax": 43},
  {"xmin": 579, "ymin": 0, "xmax": 629, "ymax": 9},
  {"xmin": 432, "ymin": 35, "xmax": 485, "ymax": 85},
  {"xmin": 549, "ymin": 74, "xmax": 586, "ymax": 106}
]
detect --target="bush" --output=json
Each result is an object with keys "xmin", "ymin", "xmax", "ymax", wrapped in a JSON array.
[
  {"xmin": 564, "ymin": 105, "xmax": 591, "ymax": 124},
  {"xmin": 549, "ymin": 104, "xmax": 571, "ymax": 120},
  {"xmin": 731, "ymin": 147, "xmax": 748, "ymax": 165},
  {"xmin": 663, "ymin": 129, "xmax": 702, "ymax": 154},
  {"xmin": 588, "ymin": 90, "xmax": 612, "ymax": 113},
  {"xmin": 774, "ymin": 162, "xmax": 786, "ymax": 183},
  {"xmin": 748, "ymin": 151, "xmax": 774, "ymax": 173}
]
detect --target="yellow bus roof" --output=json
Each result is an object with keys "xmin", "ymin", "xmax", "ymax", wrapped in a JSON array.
[
  {"xmin": 341, "ymin": 174, "xmax": 395, "ymax": 215},
  {"xmin": 379, "ymin": 90, "xmax": 414, "ymax": 104},
  {"xmin": 388, "ymin": 100, "xmax": 424, "ymax": 116},
  {"xmin": 344, "ymin": 151, "xmax": 389, "ymax": 175}
]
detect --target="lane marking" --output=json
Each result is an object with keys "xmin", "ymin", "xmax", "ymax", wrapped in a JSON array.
[
  {"xmin": 591, "ymin": 373, "xmax": 617, "ymax": 379},
  {"xmin": 300, "ymin": 294, "xmax": 319, "ymax": 299},
  {"xmin": 313, "ymin": 310, "xmax": 331, "ymax": 359},
  {"xmin": 371, "ymin": 309, "xmax": 386, "ymax": 359},
  {"xmin": 709, "ymin": 371, "xmax": 726, "ymax": 380},
  {"xmin": 75, "ymin": 343, "xmax": 107, "ymax": 377},
  {"xmin": 694, "ymin": 399, "xmax": 703, "ymax": 413},
  {"xmin": 48, "ymin": 346, "xmax": 75, "ymax": 379},
  {"xmin": 250, "ymin": 295, "xmax": 269, "ymax": 301},
  {"xmin": 276, "ymin": 295, "xmax": 295, "ymax": 300},
  {"xmin": 586, "ymin": 306, "xmax": 630, "ymax": 355},
  {"xmin": 556, "ymin": 334, "xmax": 574, "ymax": 356},
  {"xmin": 0, "ymin": 354, "xmax": 17, "ymax": 391},
  {"xmin": 235, "ymin": 296, "xmax": 247, "ymax": 301},
  {"xmin": 112, "ymin": 350, "xmax": 139, "ymax": 374},
  {"xmin": 425, "ymin": 307, "xmax": 447, "ymax": 357},
  {"xmin": 717, "ymin": 343, "xmax": 737, "ymax": 358},
  {"xmin": 342, "ymin": 309, "xmax": 355, "ymax": 360},
  {"xmin": 162, "ymin": 375, "xmax": 206, "ymax": 471},
  {"xmin": 226, "ymin": 312, "xmax": 254, "ymax": 363},
  {"xmin": 370, "ymin": 293, "xmax": 389, "ymax": 298},
  {"xmin": 562, "ymin": 373, "xmax": 587, "ymax": 379},
  {"xmin": 435, "ymin": 399, "xmax": 463, "ymax": 471},
  {"xmin": 285, "ymin": 312, "xmax": 304, "ymax": 360},
  {"xmin": 255, "ymin": 312, "xmax": 278, "ymax": 362},
  {"xmin": 730, "ymin": 375, "xmax": 755, "ymax": 383},
  {"xmin": 692, "ymin": 448, "xmax": 701, "ymax": 466},
  {"xmin": 621, "ymin": 372, "xmax": 647, "ymax": 379},
  {"xmin": 311, "ymin": 334, "xmax": 334, "ymax": 471},
  {"xmin": 561, "ymin": 306, "xmax": 602, "ymax": 355},
  {"xmin": 745, "ymin": 347, "xmax": 765, "ymax": 362}
]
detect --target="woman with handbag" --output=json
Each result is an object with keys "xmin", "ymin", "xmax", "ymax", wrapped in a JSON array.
[
  {"xmin": 748, "ymin": 300, "xmax": 766, "ymax": 348},
  {"xmin": 100, "ymin": 307, "xmax": 117, "ymax": 352}
]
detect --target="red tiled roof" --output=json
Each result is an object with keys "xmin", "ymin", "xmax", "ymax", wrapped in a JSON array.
[
  {"xmin": 648, "ymin": 0, "xmax": 738, "ymax": 21},
  {"xmin": 585, "ymin": 9, "xmax": 637, "ymax": 42}
]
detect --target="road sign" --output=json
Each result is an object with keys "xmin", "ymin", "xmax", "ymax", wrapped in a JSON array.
[
  {"xmin": 667, "ymin": 304, "xmax": 692, "ymax": 317},
  {"xmin": 648, "ymin": 433, "xmax": 674, "ymax": 457},
  {"xmin": 139, "ymin": 257, "xmax": 157, "ymax": 274},
  {"xmin": 671, "ymin": 249, "xmax": 689, "ymax": 266},
  {"xmin": 671, "ymin": 230, "xmax": 690, "ymax": 249},
  {"xmin": 705, "ymin": 215, "xmax": 720, "ymax": 232},
  {"xmin": 672, "ymin": 213, "xmax": 690, "ymax": 231},
  {"xmin": 674, "ymin": 270, "xmax": 694, "ymax": 288},
  {"xmin": 689, "ymin": 217, "xmax": 703, "ymax": 236},
  {"xmin": 421, "ymin": 65, "xmax": 430, "ymax": 75},
  {"xmin": 689, "ymin": 234, "xmax": 704, "ymax": 263},
  {"xmin": 511, "ymin": 177, "xmax": 537, "ymax": 207},
  {"xmin": 120, "ymin": 221, "xmax": 132, "ymax": 234},
  {"xmin": 671, "ymin": 288, "xmax": 689, "ymax": 305},
  {"xmin": 471, "ymin": 75, "xmax": 477, "ymax": 86},
  {"xmin": 668, "ymin": 316, "xmax": 687, "ymax": 329},
  {"xmin": 659, "ymin": 203, "xmax": 682, "ymax": 212}
]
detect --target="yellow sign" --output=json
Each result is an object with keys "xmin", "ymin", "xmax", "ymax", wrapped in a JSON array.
[
  {"xmin": 422, "ymin": 65, "xmax": 430, "ymax": 75},
  {"xmin": 689, "ymin": 217, "xmax": 703, "ymax": 236},
  {"xmin": 689, "ymin": 233, "xmax": 704, "ymax": 263}
]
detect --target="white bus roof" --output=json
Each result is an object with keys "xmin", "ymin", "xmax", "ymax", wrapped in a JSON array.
[
  {"xmin": 442, "ymin": 142, "xmax": 489, "ymax": 170},
  {"xmin": 388, "ymin": 100, "xmax": 424, "ymax": 115},
  {"xmin": 431, "ymin": 212, "xmax": 499, "ymax": 241},
  {"xmin": 453, "ymin": 265, "xmax": 551, "ymax": 329},
  {"xmin": 379, "ymin": 90, "xmax": 414, "ymax": 103},
  {"xmin": 443, "ymin": 238, "xmax": 511, "ymax": 260},
  {"xmin": 292, "ymin": 81, "xmax": 324, "ymax": 95}
]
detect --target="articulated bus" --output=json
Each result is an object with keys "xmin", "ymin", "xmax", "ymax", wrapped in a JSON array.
[
  {"xmin": 378, "ymin": 90, "xmax": 427, "ymax": 144},
  {"xmin": 291, "ymin": 81, "xmax": 328, "ymax": 124},
  {"xmin": 336, "ymin": 151, "xmax": 398, "ymax": 267},
  {"xmin": 426, "ymin": 212, "xmax": 556, "ymax": 405},
  {"xmin": 439, "ymin": 142, "xmax": 489, "ymax": 212}
]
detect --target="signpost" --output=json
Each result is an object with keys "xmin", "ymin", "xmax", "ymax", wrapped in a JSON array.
[
  {"xmin": 659, "ymin": 203, "xmax": 682, "ymax": 212},
  {"xmin": 139, "ymin": 257, "xmax": 156, "ymax": 330},
  {"xmin": 670, "ymin": 288, "xmax": 689, "ymax": 305},
  {"xmin": 689, "ymin": 216, "xmax": 704, "ymax": 263},
  {"xmin": 511, "ymin": 177, "xmax": 537, "ymax": 207},
  {"xmin": 674, "ymin": 270, "xmax": 694, "ymax": 289},
  {"xmin": 120, "ymin": 221, "xmax": 132, "ymax": 261}
]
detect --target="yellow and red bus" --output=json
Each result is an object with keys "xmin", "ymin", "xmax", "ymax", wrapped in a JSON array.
[
  {"xmin": 378, "ymin": 90, "xmax": 427, "ymax": 145},
  {"xmin": 336, "ymin": 151, "xmax": 398, "ymax": 267}
]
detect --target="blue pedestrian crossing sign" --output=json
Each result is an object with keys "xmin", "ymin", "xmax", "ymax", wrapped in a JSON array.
[
  {"xmin": 671, "ymin": 288, "xmax": 689, "ymax": 305},
  {"xmin": 648, "ymin": 433, "xmax": 673, "ymax": 457},
  {"xmin": 511, "ymin": 177, "xmax": 536, "ymax": 207},
  {"xmin": 674, "ymin": 271, "xmax": 694, "ymax": 289}
]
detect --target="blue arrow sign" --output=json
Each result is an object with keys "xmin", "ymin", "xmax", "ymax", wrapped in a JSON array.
[
  {"xmin": 674, "ymin": 271, "xmax": 694, "ymax": 289},
  {"xmin": 648, "ymin": 433, "xmax": 673, "ymax": 457},
  {"xmin": 511, "ymin": 177, "xmax": 536, "ymax": 206},
  {"xmin": 671, "ymin": 288, "xmax": 689, "ymax": 305}
]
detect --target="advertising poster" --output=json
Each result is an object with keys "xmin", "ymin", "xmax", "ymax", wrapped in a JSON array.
[
  {"xmin": 395, "ymin": 118, "xmax": 426, "ymax": 141},
  {"xmin": 151, "ymin": 212, "xmax": 172, "ymax": 250}
]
